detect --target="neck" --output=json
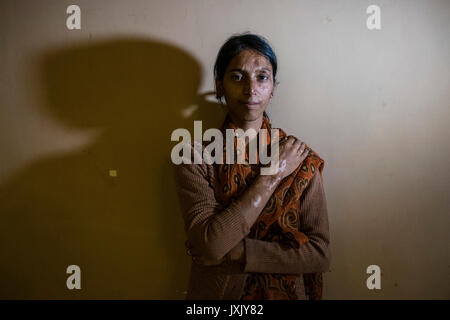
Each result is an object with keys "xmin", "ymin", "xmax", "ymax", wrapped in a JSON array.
[{"xmin": 229, "ymin": 114, "xmax": 263, "ymax": 132}]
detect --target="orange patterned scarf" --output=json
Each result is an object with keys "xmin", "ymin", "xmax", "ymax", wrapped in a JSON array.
[{"xmin": 215, "ymin": 115, "xmax": 324, "ymax": 300}]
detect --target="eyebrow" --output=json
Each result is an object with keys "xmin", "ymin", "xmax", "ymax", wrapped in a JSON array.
[{"xmin": 229, "ymin": 67, "xmax": 271, "ymax": 73}]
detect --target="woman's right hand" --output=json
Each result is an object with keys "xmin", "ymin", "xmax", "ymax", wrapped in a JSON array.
[{"xmin": 275, "ymin": 136, "xmax": 310, "ymax": 180}]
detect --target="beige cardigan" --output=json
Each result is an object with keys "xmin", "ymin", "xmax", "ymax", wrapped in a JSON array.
[{"xmin": 173, "ymin": 154, "xmax": 331, "ymax": 300}]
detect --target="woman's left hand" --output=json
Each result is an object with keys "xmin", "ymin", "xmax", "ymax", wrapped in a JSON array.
[{"xmin": 185, "ymin": 240, "xmax": 227, "ymax": 266}]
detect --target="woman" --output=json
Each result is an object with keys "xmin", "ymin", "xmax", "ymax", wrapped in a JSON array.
[{"xmin": 174, "ymin": 33, "xmax": 331, "ymax": 300}]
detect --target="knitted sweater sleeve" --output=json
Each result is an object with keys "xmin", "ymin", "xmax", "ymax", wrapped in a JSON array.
[
  {"xmin": 243, "ymin": 171, "xmax": 331, "ymax": 275},
  {"xmin": 174, "ymin": 162, "xmax": 250, "ymax": 261},
  {"xmin": 174, "ymin": 162, "xmax": 331, "ymax": 275}
]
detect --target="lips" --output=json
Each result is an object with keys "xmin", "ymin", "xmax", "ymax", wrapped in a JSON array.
[
  {"xmin": 241, "ymin": 101, "xmax": 260, "ymax": 110},
  {"xmin": 240, "ymin": 101, "xmax": 260, "ymax": 108}
]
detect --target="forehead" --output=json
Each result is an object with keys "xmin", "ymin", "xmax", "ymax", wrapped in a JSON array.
[{"xmin": 226, "ymin": 49, "xmax": 272, "ymax": 73}]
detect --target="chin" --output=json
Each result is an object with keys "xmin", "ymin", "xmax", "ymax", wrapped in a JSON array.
[
  {"xmin": 243, "ymin": 113, "xmax": 262, "ymax": 121},
  {"xmin": 228, "ymin": 102, "xmax": 266, "ymax": 122},
  {"xmin": 239, "ymin": 109, "xmax": 263, "ymax": 121}
]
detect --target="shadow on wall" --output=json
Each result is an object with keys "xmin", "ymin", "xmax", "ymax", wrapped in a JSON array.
[{"xmin": 0, "ymin": 37, "xmax": 226, "ymax": 299}]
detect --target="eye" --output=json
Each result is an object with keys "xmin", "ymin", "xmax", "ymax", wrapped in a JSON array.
[
  {"xmin": 258, "ymin": 74, "xmax": 269, "ymax": 81},
  {"xmin": 231, "ymin": 73, "xmax": 242, "ymax": 81}
]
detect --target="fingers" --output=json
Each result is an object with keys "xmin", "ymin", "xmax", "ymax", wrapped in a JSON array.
[
  {"xmin": 185, "ymin": 240, "xmax": 199, "ymax": 260},
  {"xmin": 301, "ymin": 147, "xmax": 310, "ymax": 157},
  {"xmin": 298, "ymin": 142, "xmax": 306, "ymax": 154},
  {"xmin": 294, "ymin": 139, "xmax": 310, "ymax": 156},
  {"xmin": 282, "ymin": 136, "xmax": 311, "ymax": 156},
  {"xmin": 291, "ymin": 138, "xmax": 305, "ymax": 152},
  {"xmin": 299, "ymin": 144, "xmax": 311, "ymax": 155},
  {"xmin": 185, "ymin": 240, "xmax": 223, "ymax": 266},
  {"xmin": 293, "ymin": 138, "xmax": 302, "ymax": 150},
  {"xmin": 281, "ymin": 136, "xmax": 300, "ymax": 147},
  {"xmin": 284, "ymin": 136, "xmax": 295, "ymax": 144}
]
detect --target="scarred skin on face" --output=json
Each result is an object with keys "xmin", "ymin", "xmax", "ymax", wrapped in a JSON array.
[{"xmin": 216, "ymin": 49, "xmax": 274, "ymax": 132}]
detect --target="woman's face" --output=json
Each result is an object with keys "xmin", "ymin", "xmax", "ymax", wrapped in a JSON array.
[{"xmin": 217, "ymin": 49, "xmax": 274, "ymax": 124}]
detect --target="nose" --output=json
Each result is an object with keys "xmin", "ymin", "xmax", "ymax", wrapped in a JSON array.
[{"xmin": 243, "ymin": 78, "xmax": 257, "ymax": 96}]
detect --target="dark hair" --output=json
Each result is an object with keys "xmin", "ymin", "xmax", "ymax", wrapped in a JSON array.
[{"xmin": 214, "ymin": 33, "xmax": 278, "ymax": 118}]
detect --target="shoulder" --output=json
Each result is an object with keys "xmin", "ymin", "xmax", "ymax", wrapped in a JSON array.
[
  {"xmin": 285, "ymin": 136, "xmax": 325, "ymax": 193},
  {"xmin": 172, "ymin": 141, "xmax": 217, "ymax": 186},
  {"xmin": 298, "ymin": 139, "xmax": 325, "ymax": 176},
  {"xmin": 284, "ymin": 133, "xmax": 325, "ymax": 175}
]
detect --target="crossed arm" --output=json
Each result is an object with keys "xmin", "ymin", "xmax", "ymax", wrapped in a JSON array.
[{"xmin": 174, "ymin": 161, "xmax": 331, "ymax": 275}]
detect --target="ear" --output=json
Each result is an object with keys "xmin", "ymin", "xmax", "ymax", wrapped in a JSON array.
[{"xmin": 270, "ymin": 81, "xmax": 277, "ymax": 97}]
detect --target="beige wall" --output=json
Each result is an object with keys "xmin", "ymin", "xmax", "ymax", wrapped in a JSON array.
[{"xmin": 1, "ymin": 0, "xmax": 449, "ymax": 299}]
